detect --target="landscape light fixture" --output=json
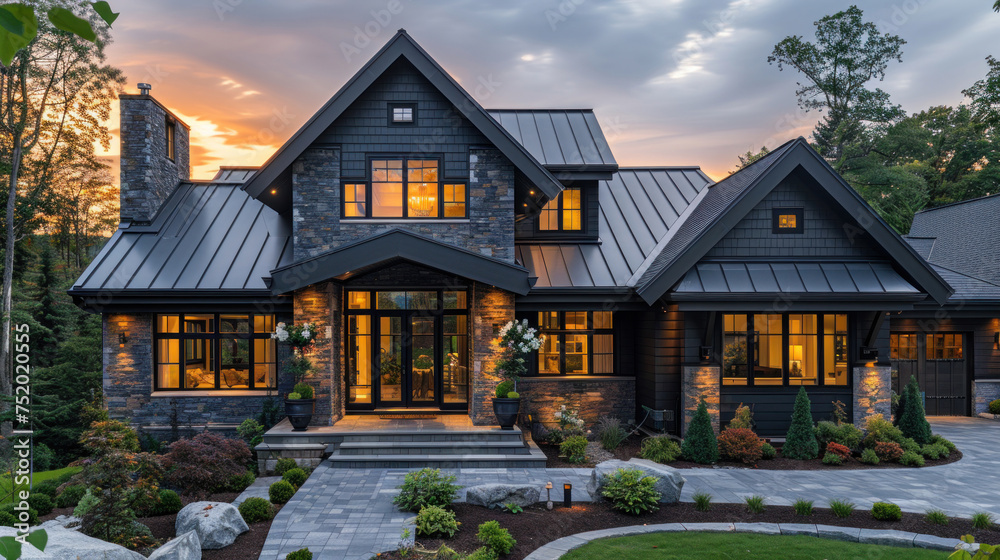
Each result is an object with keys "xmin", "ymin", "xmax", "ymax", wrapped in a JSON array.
[
  {"xmin": 563, "ymin": 483, "xmax": 572, "ymax": 508},
  {"xmin": 545, "ymin": 481, "xmax": 553, "ymax": 510},
  {"xmin": 118, "ymin": 332, "xmax": 128, "ymax": 347}
]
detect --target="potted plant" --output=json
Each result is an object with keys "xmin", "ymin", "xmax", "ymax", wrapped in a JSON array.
[
  {"xmin": 491, "ymin": 319, "xmax": 545, "ymax": 430},
  {"xmin": 273, "ymin": 322, "xmax": 318, "ymax": 431}
]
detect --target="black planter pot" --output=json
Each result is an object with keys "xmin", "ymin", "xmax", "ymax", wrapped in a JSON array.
[
  {"xmin": 493, "ymin": 398, "xmax": 521, "ymax": 430},
  {"xmin": 285, "ymin": 398, "xmax": 315, "ymax": 431}
]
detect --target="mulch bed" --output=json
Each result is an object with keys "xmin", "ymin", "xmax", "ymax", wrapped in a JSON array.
[
  {"xmin": 538, "ymin": 434, "xmax": 963, "ymax": 470},
  {"xmin": 379, "ymin": 501, "xmax": 1000, "ymax": 560}
]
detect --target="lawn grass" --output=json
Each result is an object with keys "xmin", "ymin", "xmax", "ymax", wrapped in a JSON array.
[
  {"xmin": 0, "ymin": 466, "xmax": 81, "ymax": 504},
  {"xmin": 560, "ymin": 532, "xmax": 946, "ymax": 560}
]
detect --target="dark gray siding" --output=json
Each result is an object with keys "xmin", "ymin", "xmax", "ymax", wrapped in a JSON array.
[
  {"xmin": 720, "ymin": 389, "xmax": 853, "ymax": 436},
  {"xmin": 635, "ymin": 306, "xmax": 683, "ymax": 429},
  {"xmin": 515, "ymin": 181, "xmax": 599, "ymax": 240}
]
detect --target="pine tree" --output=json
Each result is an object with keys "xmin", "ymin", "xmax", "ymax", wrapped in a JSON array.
[
  {"xmin": 35, "ymin": 246, "xmax": 60, "ymax": 367},
  {"xmin": 893, "ymin": 380, "xmax": 908, "ymax": 425},
  {"xmin": 783, "ymin": 386, "xmax": 819, "ymax": 460},
  {"xmin": 681, "ymin": 398, "xmax": 719, "ymax": 464},
  {"xmin": 897, "ymin": 376, "xmax": 932, "ymax": 445}
]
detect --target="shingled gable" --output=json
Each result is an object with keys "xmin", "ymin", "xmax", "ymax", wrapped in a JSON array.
[
  {"xmin": 635, "ymin": 137, "xmax": 954, "ymax": 306},
  {"xmin": 241, "ymin": 29, "xmax": 564, "ymax": 208}
]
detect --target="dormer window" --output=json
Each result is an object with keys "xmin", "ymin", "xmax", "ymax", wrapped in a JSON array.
[
  {"xmin": 343, "ymin": 158, "xmax": 467, "ymax": 219},
  {"xmin": 773, "ymin": 207, "xmax": 803, "ymax": 234},
  {"xmin": 389, "ymin": 103, "xmax": 416, "ymax": 125},
  {"xmin": 539, "ymin": 188, "xmax": 582, "ymax": 231}
]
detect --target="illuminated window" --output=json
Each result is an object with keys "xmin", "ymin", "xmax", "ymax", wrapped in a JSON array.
[
  {"xmin": 166, "ymin": 118, "xmax": 176, "ymax": 161},
  {"xmin": 346, "ymin": 159, "xmax": 466, "ymax": 219},
  {"xmin": 538, "ymin": 188, "xmax": 583, "ymax": 232},
  {"xmin": 344, "ymin": 183, "xmax": 366, "ymax": 217},
  {"xmin": 772, "ymin": 207, "xmax": 803, "ymax": 233},
  {"xmin": 443, "ymin": 184, "xmax": 466, "ymax": 217},
  {"xmin": 534, "ymin": 311, "xmax": 613, "ymax": 375},
  {"xmin": 407, "ymin": 160, "xmax": 438, "ymax": 218},
  {"xmin": 389, "ymin": 103, "xmax": 415, "ymax": 124},
  {"xmin": 372, "ymin": 159, "xmax": 404, "ymax": 217}
]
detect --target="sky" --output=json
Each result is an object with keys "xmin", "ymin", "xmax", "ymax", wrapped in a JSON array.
[{"xmin": 100, "ymin": 0, "xmax": 1000, "ymax": 181}]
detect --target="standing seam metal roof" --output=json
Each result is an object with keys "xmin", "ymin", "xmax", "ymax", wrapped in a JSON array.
[{"xmin": 486, "ymin": 109, "xmax": 617, "ymax": 167}]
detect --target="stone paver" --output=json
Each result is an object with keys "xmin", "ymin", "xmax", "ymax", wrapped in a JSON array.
[
  {"xmin": 260, "ymin": 417, "xmax": 997, "ymax": 559},
  {"xmin": 234, "ymin": 476, "xmax": 280, "ymax": 507}
]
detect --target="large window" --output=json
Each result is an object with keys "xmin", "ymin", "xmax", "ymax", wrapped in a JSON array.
[
  {"xmin": 722, "ymin": 313, "xmax": 848, "ymax": 387},
  {"xmin": 343, "ymin": 158, "xmax": 467, "ymax": 219},
  {"xmin": 539, "ymin": 188, "xmax": 582, "ymax": 231},
  {"xmin": 155, "ymin": 314, "xmax": 277, "ymax": 390},
  {"xmin": 535, "ymin": 311, "xmax": 613, "ymax": 375}
]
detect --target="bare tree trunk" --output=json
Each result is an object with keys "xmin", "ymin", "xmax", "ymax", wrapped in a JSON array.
[{"xmin": 0, "ymin": 138, "xmax": 20, "ymax": 435}]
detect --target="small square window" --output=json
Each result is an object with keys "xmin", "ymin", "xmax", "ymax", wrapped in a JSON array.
[
  {"xmin": 389, "ymin": 103, "xmax": 416, "ymax": 125},
  {"xmin": 772, "ymin": 207, "xmax": 803, "ymax": 234}
]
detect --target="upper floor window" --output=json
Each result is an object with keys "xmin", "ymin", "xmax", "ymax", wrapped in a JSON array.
[
  {"xmin": 343, "ymin": 158, "xmax": 467, "ymax": 219},
  {"xmin": 165, "ymin": 118, "xmax": 176, "ymax": 161},
  {"xmin": 389, "ymin": 103, "xmax": 416, "ymax": 125},
  {"xmin": 538, "ymin": 188, "xmax": 582, "ymax": 231},
  {"xmin": 772, "ymin": 207, "xmax": 803, "ymax": 234}
]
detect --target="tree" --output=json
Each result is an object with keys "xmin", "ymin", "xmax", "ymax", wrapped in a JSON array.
[
  {"xmin": 768, "ymin": 6, "xmax": 906, "ymax": 168},
  {"xmin": 964, "ymin": 56, "xmax": 1000, "ymax": 131},
  {"xmin": 897, "ymin": 376, "xmax": 932, "ymax": 445},
  {"xmin": 732, "ymin": 147, "xmax": 770, "ymax": 173},
  {"xmin": 782, "ymin": 386, "xmax": 819, "ymax": 460},
  {"xmin": 681, "ymin": 398, "xmax": 719, "ymax": 464}
]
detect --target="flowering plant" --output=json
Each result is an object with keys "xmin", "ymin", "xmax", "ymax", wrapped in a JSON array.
[
  {"xmin": 272, "ymin": 322, "xmax": 319, "ymax": 385},
  {"xmin": 554, "ymin": 405, "xmax": 584, "ymax": 432},
  {"xmin": 492, "ymin": 319, "xmax": 545, "ymax": 390}
]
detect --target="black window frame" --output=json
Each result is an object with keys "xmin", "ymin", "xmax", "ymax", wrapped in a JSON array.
[
  {"xmin": 536, "ymin": 187, "xmax": 585, "ymax": 233},
  {"xmin": 772, "ymin": 207, "xmax": 804, "ymax": 234},
  {"xmin": 388, "ymin": 103, "xmax": 417, "ymax": 126},
  {"xmin": 341, "ymin": 156, "xmax": 468, "ymax": 220},
  {"xmin": 153, "ymin": 313, "xmax": 277, "ymax": 391},
  {"xmin": 528, "ymin": 310, "xmax": 615, "ymax": 376}
]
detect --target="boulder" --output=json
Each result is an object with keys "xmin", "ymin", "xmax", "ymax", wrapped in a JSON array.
[
  {"xmin": 149, "ymin": 530, "xmax": 202, "ymax": 560},
  {"xmin": 37, "ymin": 514, "xmax": 81, "ymax": 531},
  {"xmin": 0, "ymin": 526, "xmax": 145, "ymax": 559},
  {"xmin": 176, "ymin": 501, "xmax": 249, "ymax": 549},
  {"xmin": 586, "ymin": 459, "xmax": 685, "ymax": 503},
  {"xmin": 465, "ymin": 483, "xmax": 540, "ymax": 509}
]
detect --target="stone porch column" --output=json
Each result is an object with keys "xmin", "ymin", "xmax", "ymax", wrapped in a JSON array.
[
  {"xmin": 682, "ymin": 365, "xmax": 721, "ymax": 436},
  {"xmin": 470, "ymin": 283, "xmax": 514, "ymax": 425},
  {"xmin": 853, "ymin": 365, "xmax": 892, "ymax": 425}
]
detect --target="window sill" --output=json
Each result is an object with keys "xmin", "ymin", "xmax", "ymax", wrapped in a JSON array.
[
  {"xmin": 342, "ymin": 219, "xmax": 470, "ymax": 224},
  {"xmin": 150, "ymin": 390, "xmax": 275, "ymax": 398},
  {"xmin": 519, "ymin": 376, "xmax": 635, "ymax": 382}
]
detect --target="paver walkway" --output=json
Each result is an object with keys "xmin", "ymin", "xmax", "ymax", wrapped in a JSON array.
[{"xmin": 259, "ymin": 417, "xmax": 1000, "ymax": 560}]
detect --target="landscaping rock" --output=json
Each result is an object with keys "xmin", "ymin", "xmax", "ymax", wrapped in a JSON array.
[
  {"xmin": 37, "ymin": 514, "xmax": 81, "ymax": 531},
  {"xmin": 149, "ymin": 530, "xmax": 202, "ymax": 559},
  {"xmin": 0, "ymin": 526, "xmax": 145, "ymax": 559},
  {"xmin": 817, "ymin": 525, "xmax": 861, "ymax": 542},
  {"xmin": 465, "ymin": 483, "xmax": 540, "ymax": 509},
  {"xmin": 176, "ymin": 501, "xmax": 249, "ymax": 549},
  {"xmin": 858, "ymin": 529, "xmax": 917, "ymax": 547},
  {"xmin": 586, "ymin": 459, "xmax": 685, "ymax": 503}
]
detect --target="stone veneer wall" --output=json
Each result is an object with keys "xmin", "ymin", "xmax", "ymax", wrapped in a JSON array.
[
  {"xmin": 973, "ymin": 380, "xmax": 1000, "ymax": 415},
  {"xmin": 104, "ymin": 313, "xmax": 292, "ymax": 440},
  {"xmin": 682, "ymin": 365, "xmax": 720, "ymax": 436},
  {"xmin": 470, "ymin": 283, "xmax": 514, "ymax": 425},
  {"xmin": 853, "ymin": 365, "xmax": 892, "ymax": 425},
  {"xmin": 517, "ymin": 377, "xmax": 636, "ymax": 428},
  {"xmin": 293, "ymin": 282, "xmax": 342, "ymax": 425}
]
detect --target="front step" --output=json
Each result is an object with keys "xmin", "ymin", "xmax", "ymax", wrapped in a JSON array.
[
  {"xmin": 325, "ymin": 450, "xmax": 547, "ymax": 469},
  {"xmin": 334, "ymin": 440, "xmax": 531, "ymax": 456}
]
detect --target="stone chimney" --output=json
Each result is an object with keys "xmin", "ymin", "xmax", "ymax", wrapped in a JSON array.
[{"xmin": 119, "ymin": 84, "xmax": 190, "ymax": 224}]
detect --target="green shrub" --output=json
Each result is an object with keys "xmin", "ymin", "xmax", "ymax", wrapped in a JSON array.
[
  {"xmin": 238, "ymin": 497, "xmax": 275, "ymax": 523},
  {"xmin": 897, "ymin": 376, "xmax": 931, "ymax": 445},
  {"xmin": 825, "ymin": 442, "xmax": 851, "ymax": 460},
  {"xmin": 33, "ymin": 480, "xmax": 60, "ymax": 499},
  {"xmin": 269, "ymin": 480, "xmax": 296, "ymax": 504},
  {"xmin": 0, "ymin": 511, "xmax": 15, "ymax": 527},
  {"xmin": 681, "ymin": 398, "xmax": 718, "ymax": 464},
  {"xmin": 274, "ymin": 457, "xmax": 298, "ymax": 476},
  {"xmin": 874, "ymin": 441, "xmax": 903, "ymax": 462},
  {"xmin": 921, "ymin": 443, "xmax": 949, "ymax": 460},
  {"xmin": 760, "ymin": 442, "xmax": 776, "ymax": 460},
  {"xmin": 860, "ymin": 448, "xmax": 880, "ymax": 465},
  {"xmin": 477, "ymin": 520, "xmax": 516, "ymax": 556},
  {"xmin": 899, "ymin": 450, "xmax": 925, "ymax": 467},
  {"xmin": 793, "ymin": 498, "xmax": 814, "ymax": 516},
  {"xmin": 465, "ymin": 547, "xmax": 499, "ymax": 560},
  {"xmin": 0, "ymin": 503, "xmax": 37, "ymax": 526},
  {"xmin": 871, "ymin": 502, "xmax": 902, "ymax": 521},
  {"xmin": 929, "ymin": 434, "xmax": 956, "ymax": 453},
  {"xmin": 238, "ymin": 418, "xmax": 265, "ymax": 449},
  {"xmin": 503, "ymin": 503, "xmax": 522, "ymax": 514},
  {"xmin": 829, "ymin": 499, "xmax": 855, "ymax": 518},
  {"xmin": 815, "ymin": 421, "xmax": 862, "ymax": 450},
  {"xmin": 154, "ymin": 489, "xmax": 183, "ymax": 515},
  {"xmin": 56, "ymin": 484, "xmax": 87, "ymax": 508},
  {"xmin": 925, "ymin": 509, "xmax": 949, "ymax": 525},
  {"xmin": 393, "ymin": 468, "xmax": 459, "ymax": 512},
  {"xmin": 546, "ymin": 429, "xmax": 565, "ymax": 446},
  {"xmin": 73, "ymin": 489, "xmax": 99, "ymax": 518},
  {"xmin": 990, "ymin": 399, "xmax": 1000, "ymax": 415},
  {"xmin": 228, "ymin": 471, "xmax": 256, "ymax": 492},
  {"xmin": 415, "ymin": 505, "xmax": 459, "ymax": 538},
  {"xmin": 286, "ymin": 549, "xmax": 313, "ymax": 560},
  {"xmin": 640, "ymin": 436, "xmax": 681, "ymax": 464},
  {"xmin": 596, "ymin": 417, "xmax": 628, "ymax": 451},
  {"xmin": 560, "ymin": 435, "xmax": 588, "ymax": 464},
  {"xmin": 286, "ymin": 392, "xmax": 302, "ymax": 400},
  {"xmin": 729, "ymin": 403, "xmax": 754, "ymax": 430},
  {"xmin": 495, "ymin": 380, "xmax": 514, "ymax": 399},
  {"xmin": 601, "ymin": 468, "xmax": 661, "ymax": 516},
  {"xmin": 717, "ymin": 428, "xmax": 763, "ymax": 464},
  {"xmin": 862, "ymin": 414, "xmax": 905, "ymax": 448},
  {"xmin": 27, "ymin": 494, "xmax": 53, "ymax": 516},
  {"xmin": 744, "ymin": 495, "xmax": 766, "ymax": 514},
  {"xmin": 821, "ymin": 452, "xmax": 843, "ymax": 465},
  {"xmin": 292, "ymin": 383, "xmax": 314, "ymax": 400},
  {"xmin": 898, "ymin": 436, "xmax": 920, "ymax": 454},
  {"xmin": 972, "ymin": 512, "xmax": 995, "ymax": 530},
  {"xmin": 54, "ymin": 470, "xmax": 77, "ymax": 486},
  {"xmin": 782, "ymin": 387, "xmax": 819, "ymax": 460},
  {"xmin": 506, "ymin": 391, "xmax": 519, "ymax": 399},
  {"xmin": 692, "ymin": 491, "xmax": 712, "ymax": 512},
  {"xmin": 282, "ymin": 467, "xmax": 308, "ymax": 488},
  {"xmin": 163, "ymin": 432, "xmax": 253, "ymax": 496}
]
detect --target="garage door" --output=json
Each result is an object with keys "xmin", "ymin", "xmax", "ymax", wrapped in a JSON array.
[{"xmin": 889, "ymin": 333, "xmax": 968, "ymax": 416}]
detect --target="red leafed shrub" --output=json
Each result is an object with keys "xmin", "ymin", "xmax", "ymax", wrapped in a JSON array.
[
  {"xmin": 874, "ymin": 441, "xmax": 903, "ymax": 462},
  {"xmin": 717, "ymin": 428, "xmax": 763, "ymax": 464},
  {"xmin": 826, "ymin": 442, "xmax": 852, "ymax": 460},
  {"xmin": 163, "ymin": 432, "xmax": 252, "ymax": 496}
]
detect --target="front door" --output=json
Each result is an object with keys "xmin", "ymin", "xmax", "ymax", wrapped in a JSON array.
[{"xmin": 346, "ymin": 289, "xmax": 469, "ymax": 410}]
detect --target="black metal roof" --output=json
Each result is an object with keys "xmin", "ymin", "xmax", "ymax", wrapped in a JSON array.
[
  {"xmin": 673, "ymin": 262, "xmax": 921, "ymax": 297},
  {"xmin": 486, "ymin": 109, "xmax": 617, "ymax": 171},
  {"xmin": 908, "ymin": 193, "xmax": 1000, "ymax": 286},
  {"xmin": 516, "ymin": 167, "xmax": 712, "ymax": 288}
]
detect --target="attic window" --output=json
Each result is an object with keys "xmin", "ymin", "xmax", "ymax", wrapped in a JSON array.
[
  {"xmin": 165, "ymin": 118, "xmax": 176, "ymax": 161},
  {"xmin": 389, "ymin": 103, "xmax": 416, "ymax": 125},
  {"xmin": 773, "ymin": 207, "xmax": 803, "ymax": 234}
]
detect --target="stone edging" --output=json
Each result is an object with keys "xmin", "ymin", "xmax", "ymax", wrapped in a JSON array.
[{"xmin": 521, "ymin": 522, "xmax": 979, "ymax": 560}]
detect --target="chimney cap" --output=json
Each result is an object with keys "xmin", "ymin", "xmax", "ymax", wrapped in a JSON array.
[{"xmin": 137, "ymin": 83, "xmax": 152, "ymax": 95}]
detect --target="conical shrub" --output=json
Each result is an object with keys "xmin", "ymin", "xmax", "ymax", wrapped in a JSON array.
[
  {"xmin": 897, "ymin": 376, "xmax": 932, "ymax": 445},
  {"xmin": 681, "ymin": 398, "xmax": 718, "ymax": 464},
  {"xmin": 782, "ymin": 386, "xmax": 819, "ymax": 460}
]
